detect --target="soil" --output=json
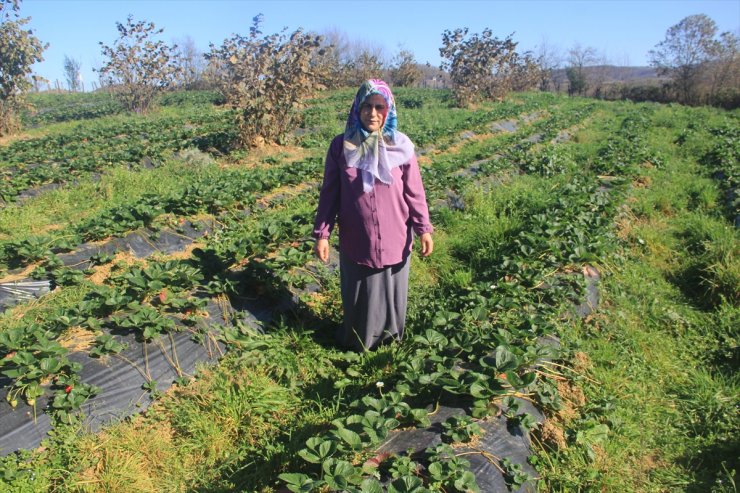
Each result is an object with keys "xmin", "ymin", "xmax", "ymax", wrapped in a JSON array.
[
  {"xmin": 556, "ymin": 379, "xmax": 586, "ymax": 422},
  {"xmin": 539, "ymin": 418, "xmax": 567, "ymax": 450}
]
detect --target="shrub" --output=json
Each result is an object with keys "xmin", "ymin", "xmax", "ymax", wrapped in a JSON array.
[
  {"xmin": 390, "ymin": 49, "xmax": 422, "ymax": 87},
  {"xmin": 97, "ymin": 16, "xmax": 182, "ymax": 114},
  {"xmin": 206, "ymin": 15, "xmax": 323, "ymax": 148},
  {"xmin": 440, "ymin": 27, "xmax": 541, "ymax": 107},
  {"xmin": 0, "ymin": 0, "xmax": 47, "ymax": 135}
]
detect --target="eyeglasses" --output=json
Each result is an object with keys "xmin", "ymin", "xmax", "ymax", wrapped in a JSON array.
[{"xmin": 360, "ymin": 103, "xmax": 387, "ymax": 113}]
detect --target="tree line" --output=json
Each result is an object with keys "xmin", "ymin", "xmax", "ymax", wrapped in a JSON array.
[{"xmin": 1, "ymin": 0, "xmax": 738, "ymax": 144}]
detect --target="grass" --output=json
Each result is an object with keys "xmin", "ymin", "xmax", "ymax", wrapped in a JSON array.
[
  {"xmin": 0, "ymin": 156, "xmax": 212, "ymax": 241},
  {"xmin": 535, "ymin": 103, "xmax": 739, "ymax": 492}
]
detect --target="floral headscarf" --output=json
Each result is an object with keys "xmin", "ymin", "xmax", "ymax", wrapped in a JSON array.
[{"xmin": 343, "ymin": 79, "xmax": 415, "ymax": 193}]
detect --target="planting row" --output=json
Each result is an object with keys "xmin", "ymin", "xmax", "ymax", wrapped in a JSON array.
[{"xmin": 0, "ymin": 93, "xmax": 576, "ymax": 277}]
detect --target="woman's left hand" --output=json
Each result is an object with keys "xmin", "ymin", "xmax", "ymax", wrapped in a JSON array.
[{"xmin": 420, "ymin": 233, "xmax": 434, "ymax": 257}]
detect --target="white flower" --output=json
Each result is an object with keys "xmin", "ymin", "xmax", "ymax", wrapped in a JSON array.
[{"xmin": 376, "ymin": 381, "xmax": 384, "ymax": 389}]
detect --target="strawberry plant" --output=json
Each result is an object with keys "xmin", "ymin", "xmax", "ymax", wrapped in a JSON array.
[
  {"xmin": 89, "ymin": 334, "xmax": 127, "ymax": 358},
  {"xmin": 111, "ymin": 302, "xmax": 175, "ymax": 340},
  {"xmin": 441, "ymin": 414, "xmax": 483, "ymax": 443},
  {"xmin": 48, "ymin": 376, "xmax": 99, "ymax": 424},
  {"xmin": 0, "ymin": 328, "xmax": 84, "ymax": 409},
  {"xmin": 501, "ymin": 457, "xmax": 532, "ymax": 490},
  {"xmin": 425, "ymin": 443, "xmax": 480, "ymax": 492}
]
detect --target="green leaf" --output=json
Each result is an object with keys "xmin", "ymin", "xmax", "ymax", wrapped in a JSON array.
[
  {"xmin": 494, "ymin": 345, "xmax": 519, "ymax": 371},
  {"xmin": 334, "ymin": 427, "xmax": 363, "ymax": 450},
  {"xmin": 469, "ymin": 381, "xmax": 491, "ymax": 399},
  {"xmin": 388, "ymin": 475, "xmax": 429, "ymax": 493},
  {"xmin": 360, "ymin": 478, "xmax": 383, "ymax": 493},
  {"xmin": 278, "ymin": 473, "xmax": 323, "ymax": 493},
  {"xmin": 39, "ymin": 357, "xmax": 62, "ymax": 374},
  {"xmin": 454, "ymin": 471, "xmax": 480, "ymax": 492},
  {"xmin": 576, "ymin": 423, "xmax": 609, "ymax": 446}
]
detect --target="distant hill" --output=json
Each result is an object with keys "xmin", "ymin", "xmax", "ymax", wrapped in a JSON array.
[{"xmin": 553, "ymin": 65, "xmax": 663, "ymax": 84}]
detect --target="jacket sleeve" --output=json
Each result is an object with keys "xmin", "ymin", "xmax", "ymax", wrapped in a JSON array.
[
  {"xmin": 403, "ymin": 154, "xmax": 434, "ymax": 236},
  {"xmin": 312, "ymin": 136, "xmax": 342, "ymax": 239}
]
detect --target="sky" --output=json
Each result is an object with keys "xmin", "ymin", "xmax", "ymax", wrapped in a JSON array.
[{"xmin": 15, "ymin": 0, "xmax": 740, "ymax": 91}]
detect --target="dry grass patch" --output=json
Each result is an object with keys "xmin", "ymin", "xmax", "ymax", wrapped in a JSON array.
[
  {"xmin": 257, "ymin": 182, "xmax": 315, "ymax": 208},
  {"xmin": 71, "ymin": 418, "xmax": 194, "ymax": 493},
  {"xmin": 88, "ymin": 252, "xmax": 143, "ymax": 285},
  {"xmin": 0, "ymin": 131, "xmax": 34, "ymax": 147},
  {"xmin": 0, "ymin": 263, "xmax": 42, "ymax": 284},
  {"xmin": 58, "ymin": 326, "xmax": 98, "ymax": 352},
  {"xmin": 225, "ymin": 144, "xmax": 317, "ymax": 169}
]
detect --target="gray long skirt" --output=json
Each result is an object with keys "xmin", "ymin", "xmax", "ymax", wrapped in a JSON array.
[{"xmin": 338, "ymin": 252, "xmax": 410, "ymax": 351}]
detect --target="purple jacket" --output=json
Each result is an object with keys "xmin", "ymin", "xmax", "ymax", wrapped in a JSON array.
[{"xmin": 313, "ymin": 134, "xmax": 434, "ymax": 268}]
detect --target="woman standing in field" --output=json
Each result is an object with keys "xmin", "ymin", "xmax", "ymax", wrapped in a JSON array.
[{"xmin": 313, "ymin": 79, "xmax": 434, "ymax": 351}]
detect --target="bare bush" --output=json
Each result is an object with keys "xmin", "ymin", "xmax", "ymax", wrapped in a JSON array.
[
  {"xmin": 440, "ymin": 28, "xmax": 537, "ymax": 107},
  {"xmin": 206, "ymin": 14, "xmax": 323, "ymax": 147},
  {"xmin": 704, "ymin": 31, "xmax": 740, "ymax": 108},
  {"xmin": 0, "ymin": 0, "xmax": 46, "ymax": 135},
  {"xmin": 97, "ymin": 16, "xmax": 181, "ymax": 113},
  {"xmin": 390, "ymin": 49, "xmax": 422, "ymax": 87},
  {"xmin": 310, "ymin": 28, "xmax": 350, "ymax": 89}
]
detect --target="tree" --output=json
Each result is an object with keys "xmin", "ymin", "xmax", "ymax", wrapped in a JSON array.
[
  {"xmin": 63, "ymin": 55, "xmax": 82, "ymax": 92},
  {"xmin": 0, "ymin": 0, "xmax": 47, "ymax": 135},
  {"xmin": 535, "ymin": 39, "xmax": 563, "ymax": 91},
  {"xmin": 648, "ymin": 14, "xmax": 720, "ymax": 105},
  {"xmin": 307, "ymin": 29, "xmax": 389, "ymax": 88},
  {"xmin": 345, "ymin": 41, "xmax": 386, "ymax": 86},
  {"xmin": 97, "ymin": 16, "xmax": 181, "ymax": 113},
  {"xmin": 206, "ymin": 14, "xmax": 323, "ymax": 147},
  {"xmin": 590, "ymin": 50, "xmax": 612, "ymax": 98},
  {"xmin": 390, "ymin": 49, "xmax": 422, "ymax": 87},
  {"xmin": 566, "ymin": 43, "xmax": 597, "ymax": 96},
  {"xmin": 704, "ymin": 31, "xmax": 739, "ymax": 107},
  {"xmin": 440, "ymin": 27, "xmax": 532, "ymax": 106},
  {"xmin": 175, "ymin": 36, "xmax": 205, "ymax": 89},
  {"xmin": 311, "ymin": 27, "xmax": 351, "ymax": 88},
  {"xmin": 0, "ymin": 0, "xmax": 19, "ymax": 15}
]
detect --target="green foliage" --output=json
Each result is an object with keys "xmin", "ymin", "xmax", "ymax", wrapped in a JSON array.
[
  {"xmin": 0, "ymin": 2, "xmax": 47, "ymax": 135},
  {"xmin": 566, "ymin": 66, "xmax": 588, "ymax": 96},
  {"xmin": 23, "ymin": 91, "xmax": 124, "ymax": 125},
  {"xmin": 441, "ymin": 414, "xmax": 483, "ymax": 443},
  {"xmin": 0, "ymin": 90, "xmax": 737, "ymax": 492}
]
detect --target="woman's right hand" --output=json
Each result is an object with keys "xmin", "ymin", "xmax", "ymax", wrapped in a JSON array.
[{"xmin": 315, "ymin": 238, "xmax": 330, "ymax": 263}]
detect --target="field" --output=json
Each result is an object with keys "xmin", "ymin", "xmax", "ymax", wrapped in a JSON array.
[{"xmin": 0, "ymin": 88, "xmax": 737, "ymax": 492}]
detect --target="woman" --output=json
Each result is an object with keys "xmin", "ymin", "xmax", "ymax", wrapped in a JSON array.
[{"xmin": 313, "ymin": 79, "xmax": 434, "ymax": 351}]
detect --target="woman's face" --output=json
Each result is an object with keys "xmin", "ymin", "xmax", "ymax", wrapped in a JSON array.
[{"xmin": 359, "ymin": 94, "xmax": 388, "ymax": 133}]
